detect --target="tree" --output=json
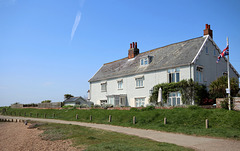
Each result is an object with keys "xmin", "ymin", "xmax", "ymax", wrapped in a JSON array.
[
  {"xmin": 64, "ymin": 94, "xmax": 74, "ymax": 100},
  {"xmin": 41, "ymin": 100, "xmax": 51, "ymax": 103},
  {"xmin": 209, "ymin": 76, "xmax": 239, "ymax": 100}
]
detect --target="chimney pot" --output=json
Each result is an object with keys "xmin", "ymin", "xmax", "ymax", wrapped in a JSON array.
[
  {"xmin": 205, "ymin": 24, "xmax": 208, "ymax": 29},
  {"xmin": 132, "ymin": 42, "xmax": 135, "ymax": 48},
  {"xmin": 135, "ymin": 42, "xmax": 137, "ymax": 48},
  {"xmin": 208, "ymin": 25, "xmax": 210, "ymax": 29},
  {"xmin": 130, "ymin": 43, "xmax": 132, "ymax": 49}
]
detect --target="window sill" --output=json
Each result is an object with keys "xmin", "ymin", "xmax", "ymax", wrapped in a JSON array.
[
  {"xmin": 135, "ymin": 86, "xmax": 144, "ymax": 89},
  {"xmin": 101, "ymin": 90, "xmax": 107, "ymax": 92},
  {"xmin": 118, "ymin": 88, "xmax": 123, "ymax": 90}
]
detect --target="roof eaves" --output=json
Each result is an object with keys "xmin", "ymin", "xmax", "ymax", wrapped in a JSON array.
[{"xmin": 191, "ymin": 35, "xmax": 208, "ymax": 64}]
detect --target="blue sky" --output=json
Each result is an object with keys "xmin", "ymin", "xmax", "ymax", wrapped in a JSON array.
[{"xmin": 0, "ymin": 0, "xmax": 240, "ymax": 106}]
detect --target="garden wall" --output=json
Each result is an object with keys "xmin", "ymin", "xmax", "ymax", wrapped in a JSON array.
[
  {"xmin": 38, "ymin": 102, "xmax": 62, "ymax": 109},
  {"xmin": 216, "ymin": 97, "xmax": 240, "ymax": 111}
]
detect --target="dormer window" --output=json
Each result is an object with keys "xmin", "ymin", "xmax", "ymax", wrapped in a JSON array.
[
  {"xmin": 140, "ymin": 56, "xmax": 152, "ymax": 66},
  {"xmin": 140, "ymin": 58, "xmax": 148, "ymax": 65}
]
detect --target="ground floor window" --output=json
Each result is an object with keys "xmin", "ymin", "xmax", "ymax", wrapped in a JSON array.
[
  {"xmin": 167, "ymin": 92, "xmax": 181, "ymax": 106},
  {"xmin": 135, "ymin": 98, "xmax": 145, "ymax": 107}
]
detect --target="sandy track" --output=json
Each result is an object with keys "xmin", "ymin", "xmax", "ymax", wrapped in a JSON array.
[{"xmin": 0, "ymin": 122, "xmax": 82, "ymax": 151}]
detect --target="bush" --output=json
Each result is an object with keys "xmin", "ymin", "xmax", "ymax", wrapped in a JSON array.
[
  {"xmin": 80, "ymin": 104, "xmax": 89, "ymax": 108},
  {"xmin": 188, "ymin": 105, "xmax": 201, "ymax": 110},
  {"xmin": 62, "ymin": 105, "xmax": 73, "ymax": 109},
  {"xmin": 221, "ymin": 97, "xmax": 234, "ymax": 110},
  {"xmin": 130, "ymin": 108, "xmax": 139, "ymax": 112},
  {"xmin": 141, "ymin": 106, "xmax": 155, "ymax": 111},
  {"xmin": 94, "ymin": 104, "xmax": 101, "ymax": 108}
]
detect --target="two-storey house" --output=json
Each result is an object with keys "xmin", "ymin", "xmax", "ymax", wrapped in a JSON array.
[{"xmin": 88, "ymin": 24, "xmax": 239, "ymax": 107}]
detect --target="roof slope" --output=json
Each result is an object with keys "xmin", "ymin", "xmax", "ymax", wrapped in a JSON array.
[
  {"xmin": 64, "ymin": 97, "xmax": 86, "ymax": 103},
  {"xmin": 89, "ymin": 36, "xmax": 206, "ymax": 82}
]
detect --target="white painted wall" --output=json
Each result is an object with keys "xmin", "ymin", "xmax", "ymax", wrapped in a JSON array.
[
  {"xmin": 194, "ymin": 37, "xmax": 238, "ymax": 87},
  {"xmin": 90, "ymin": 65, "xmax": 191, "ymax": 107}
]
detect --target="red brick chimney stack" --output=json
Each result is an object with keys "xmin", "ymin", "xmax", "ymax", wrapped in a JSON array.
[
  {"xmin": 128, "ymin": 42, "xmax": 139, "ymax": 59},
  {"xmin": 204, "ymin": 24, "xmax": 213, "ymax": 38}
]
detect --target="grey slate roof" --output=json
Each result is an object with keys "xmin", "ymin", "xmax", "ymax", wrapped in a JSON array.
[
  {"xmin": 89, "ymin": 36, "xmax": 206, "ymax": 82},
  {"xmin": 63, "ymin": 97, "xmax": 86, "ymax": 103}
]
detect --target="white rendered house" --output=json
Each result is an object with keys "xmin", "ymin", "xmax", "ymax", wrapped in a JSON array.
[{"xmin": 88, "ymin": 24, "xmax": 239, "ymax": 107}]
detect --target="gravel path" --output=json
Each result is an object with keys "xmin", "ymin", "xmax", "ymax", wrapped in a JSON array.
[
  {"xmin": 1, "ymin": 115, "xmax": 240, "ymax": 151},
  {"xmin": 0, "ymin": 122, "xmax": 82, "ymax": 151}
]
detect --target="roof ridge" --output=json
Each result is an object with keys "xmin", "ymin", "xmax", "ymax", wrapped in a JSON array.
[{"xmin": 103, "ymin": 36, "xmax": 203, "ymax": 66}]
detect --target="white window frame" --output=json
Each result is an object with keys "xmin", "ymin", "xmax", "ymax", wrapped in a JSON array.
[
  {"xmin": 135, "ymin": 98, "xmax": 145, "ymax": 107},
  {"xmin": 117, "ymin": 80, "xmax": 123, "ymax": 90},
  {"xmin": 196, "ymin": 66, "xmax": 203, "ymax": 83},
  {"xmin": 101, "ymin": 82, "xmax": 107, "ymax": 92},
  {"xmin": 140, "ymin": 58, "xmax": 148, "ymax": 66},
  {"xmin": 168, "ymin": 68, "xmax": 180, "ymax": 83},
  {"xmin": 135, "ymin": 76, "xmax": 144, "ymax": 88},
  {"xmin": 168, "ymin": 92, "xmax": 181, "ymax": 106}
]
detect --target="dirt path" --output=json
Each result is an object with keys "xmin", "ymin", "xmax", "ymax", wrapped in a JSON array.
[
  {"xmin": 0, "ymin": 122, "xmax": 82, "ymax": 151},
  {"xmin": 1, "ymin": 115, "xmax": 240, "ymax": 151}
]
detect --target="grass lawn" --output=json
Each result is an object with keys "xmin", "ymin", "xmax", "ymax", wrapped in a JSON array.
[
  {"xmin": 2, "ymin": 106, "xmax": 240, "ymax": 139},
  {"xmin": 35, "ymin": 122, "xmax": 193, "ymax": 151}
]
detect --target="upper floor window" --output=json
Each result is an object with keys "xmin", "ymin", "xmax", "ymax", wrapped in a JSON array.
[
  {"xmin": 168, "ymin": 68, "xmax": 180, "ymax": 83},
  {"xmin": 140, "ymin": 58, "xmax": 148, "ymax": 66},
  {"xmin": 117, "ymin": 80, "xmax": 123, "ymax": 89},
  {"xmin": 206, "ymin": 47, "xmax": 208, "ymax": 54},
  {"xmin": 136, "ymin": 77, "xmax": 144, "ymax": 88},
  {"xmin": 213, "ymin": 49, "xmax": 216, "ymax": 56},
  {"xmin": 101, "ymin": 82, "xmax": 107, "ymax": 92},
  {"xmin": 140, "ymin": 56, "xmax": 152, "ymax": 66}
]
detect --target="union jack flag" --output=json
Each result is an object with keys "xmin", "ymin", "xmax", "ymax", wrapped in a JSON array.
[{"xmin": 216, "ymin": 45, "xmax": 229, "ymax": 63}]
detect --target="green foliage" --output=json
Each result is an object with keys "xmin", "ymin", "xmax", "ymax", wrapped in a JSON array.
[
  {"xmin": 221, "ymin": 97, "xmax": 234, "ymax": 110},
  {"xmin": 64, "ymin": 94, "xmax": 74, "ymax": 100},
  {"xmin": 149, "ymin": 79, "xmax": 208, "ymax": 105},
  {"xmin": 141, "ymin": 106, "xmax": 155, "ymax": 111},
  {"xmin": 62, "ymin": 105, "xmax": 73, "ymax": 108},
  {"xmin": 188, "ymin": 105, "xmax": 201, "ymax": 110},
  {"xmin": 41, "ymin": 100, "xmax": 51, "ymax": 103},
  {"xmin": 209, "ymin": 76, "xmax": 239, "ymax": 100}
]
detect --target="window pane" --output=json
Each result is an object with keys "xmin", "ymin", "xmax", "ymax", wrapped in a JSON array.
[
  {"xmin": 169, "ymin": 74, "xmax": 172, "ymax": 83},
  {"xmin": 173, "ymin": 98, "xmax": 176, "ymax": 106},
  {"xmin": 168, "ymin": 98, "xmax": 171, "ymax": 106},
  {"xmin": 175, "ymin": 68, "xmax": 180, "ymax": 72},
  {"xmin": 177, "ymin": 98, "xmax": 181, "ymax": 105},
  {"xmin": 176, "ymin": 73, "xmax": 179, "ymax": 82},
  {"xmin": 141, "ymin": 59, "xmax": 143, "ymax": 65},
  {"xmin": 172, "ymin": 73, "xmax": 175, "ymax": 82}
]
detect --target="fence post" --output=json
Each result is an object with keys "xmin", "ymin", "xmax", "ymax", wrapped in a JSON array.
[
  {"xmin": 36, "ymin": 113, "xmax": 39, "ymax": 118},
  {"xmin": 206, "ymin": 119, "xmax": 209, "ymax": 129},
  {"xmin": 133, "ymin": 116, "xmax": 136, "ymax": 124},
  {"xmin": 53, "ymin": 113, "xmax": 55, "ymax": 118},
  {"xmin": 90, "ymin": 115, "xmax": 92, "ymax": 121},
  {"xmin": 44, "ymin": 113, "xmax": 46, "ymax": 118},
  {"xmin": 76, "ymin": 114, "xmax": 78, "ymax": 119},
  {"xmin": 164, "ymin": 117, "xmax": 167, "ymax": 125},
  {"xmin": 24, "ymin": 112, "xmax": 26, "ymax": 116},
  {"xmin": 30, "ymin": 113, "xmax": 32, "ymax": 117},
  {"xmin": 109, "ymin": 115, "xmax": 112, "ymax": 122}
]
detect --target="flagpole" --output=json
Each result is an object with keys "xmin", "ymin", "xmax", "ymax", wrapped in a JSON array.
[{"xmin": 227, "ymin": 37, "xmax": 231, "ymax": 110}]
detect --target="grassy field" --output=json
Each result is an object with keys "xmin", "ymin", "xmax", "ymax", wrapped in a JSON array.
[
  {"xmin": 35, "ymin": 122, "xmax": 193, "ymax": 151},
  {"xmin": 2, "ymin": 106, "xmax": 240, "ymax": 139}
]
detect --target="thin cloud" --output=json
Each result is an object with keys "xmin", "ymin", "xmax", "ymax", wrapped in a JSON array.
[{"xmin": 71, "ymin": 11, "xmax": 82, "ymax": 41}]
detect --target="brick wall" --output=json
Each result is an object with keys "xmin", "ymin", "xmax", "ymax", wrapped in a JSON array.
[{"xmin": 216, "ymin": 97, "xmax": 240, "ymax": 111}]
